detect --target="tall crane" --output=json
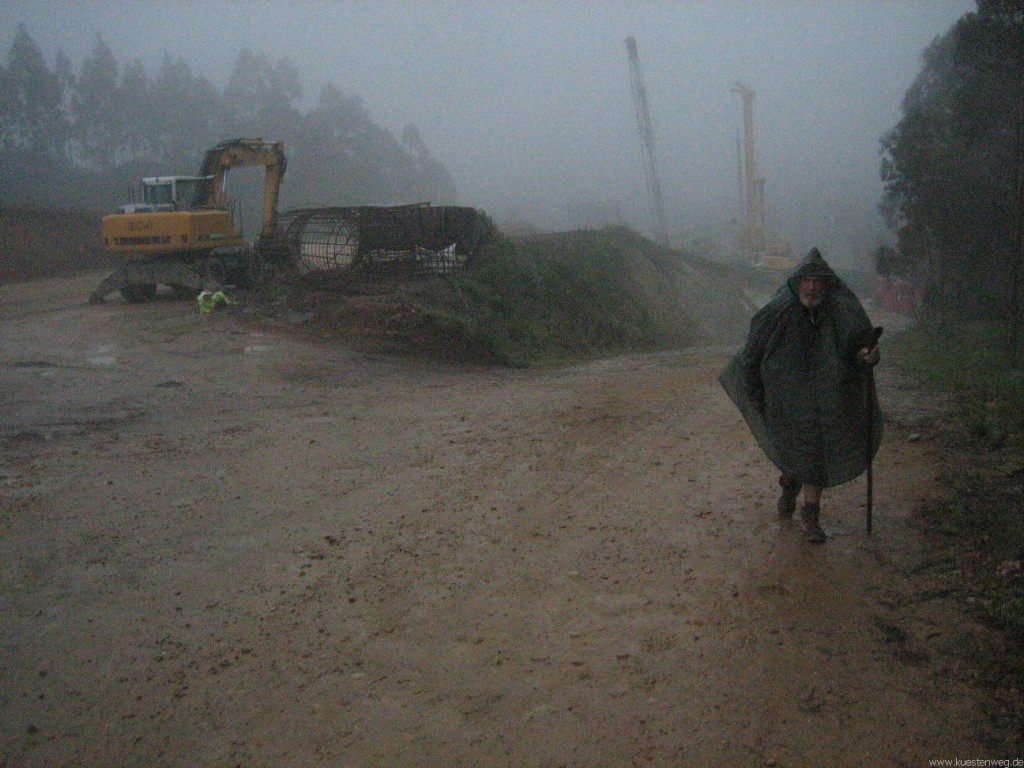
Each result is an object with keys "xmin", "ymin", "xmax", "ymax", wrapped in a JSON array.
[
  {"xmin": 732, "ymin": 81, "xmax": 765, "ymax": 260},
  {"xmin": 625, "ymin": 36, "xmax": 669, "ymax": 246},
  {"xmin": 732, "ymin": 81, "xmax": 794, "ymax": 269}
]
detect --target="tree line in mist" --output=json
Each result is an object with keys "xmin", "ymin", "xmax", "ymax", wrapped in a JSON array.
[
  {"xmin": 879, "ymin": 0, "xmax": 1024, "ymax": 363},
  {"xmin": 0, "ymin": 25, "xmax": 457, "ymax": 213}
]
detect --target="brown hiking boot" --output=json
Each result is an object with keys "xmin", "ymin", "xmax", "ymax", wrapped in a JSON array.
[
  {"xmin": 777, "ymin": 474, "xmax": 802, "ymax": 520},
  {"xmin": 800, "ymin": 502, "xmax": 827, "ymax": 543}
]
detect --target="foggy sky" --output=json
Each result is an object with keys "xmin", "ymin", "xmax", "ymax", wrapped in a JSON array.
[{"xmin": 3, "ymin": 0, "xmax": 973, "ymax": 266}]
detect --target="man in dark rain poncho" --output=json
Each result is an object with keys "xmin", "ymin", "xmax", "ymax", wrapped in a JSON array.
[{"xmin": 719, "ymin": 248, "xmax": 881, "ymax": 543}]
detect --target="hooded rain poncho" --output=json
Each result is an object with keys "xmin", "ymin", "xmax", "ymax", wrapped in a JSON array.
[{"xmin": 718, "ymin": 249, "xmax": 882, "ymax": 488}]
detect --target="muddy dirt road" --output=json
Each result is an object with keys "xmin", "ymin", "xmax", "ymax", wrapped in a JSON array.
[{"xmin": 0, "ymin": 274, "xmax": 1011, "ymax": 766}]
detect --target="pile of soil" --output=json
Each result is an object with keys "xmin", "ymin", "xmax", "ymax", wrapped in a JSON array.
[
  {"xmin": 275, "ymin": 228, "xmax": 762, "ymax": 364},
  {"xmin": 0, "ymin": 207, "xmax": 111, "ymax": 284}
]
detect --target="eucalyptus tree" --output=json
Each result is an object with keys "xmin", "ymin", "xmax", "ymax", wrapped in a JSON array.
[
  {"xmin": 0, "ymin": 24, "xmax": 67, "ymax": 157},
  {"xmin": 880, "ymin": 0, "xmax": 1024, "ymax": 363}
]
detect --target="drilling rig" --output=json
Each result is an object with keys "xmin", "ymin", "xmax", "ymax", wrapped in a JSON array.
[
  {"xmin": 732, "ymin": 81, "xmax": 793, "ymax": 270},
  {"xmin": 626, "ymin": 36, "xmax": 669, "ymax": 247}
]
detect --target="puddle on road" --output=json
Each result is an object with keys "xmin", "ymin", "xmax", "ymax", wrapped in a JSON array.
[
  {"xmin": 12, "ymin": 361, "xmax": 59, "ymax": 378},
  {"xmin": 86, "ymin": 343, "xmax": 118, "ymax": 367},
  {"xmin": 243, "ymin": 332, "xmax": 275, "ymax": 355}
]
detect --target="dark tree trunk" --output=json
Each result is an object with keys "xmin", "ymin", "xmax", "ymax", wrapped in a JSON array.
[{"xmin": 1009, "ymin": 93, "xmax": 1024, "ymax": 368}]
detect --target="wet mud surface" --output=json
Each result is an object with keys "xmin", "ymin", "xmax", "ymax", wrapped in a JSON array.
[{"xmin": 0, "ymin": 273, "xmax": 1012, "ymax": 766}]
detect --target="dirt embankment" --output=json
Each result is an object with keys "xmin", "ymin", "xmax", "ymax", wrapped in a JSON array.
[{"xmin": 0, "ymin": 207, "xmax": 110, "ymax": 284}]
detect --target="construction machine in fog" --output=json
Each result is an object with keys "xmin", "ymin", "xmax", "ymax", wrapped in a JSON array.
[
  {"xmin": 626, "ymin": 36, "xmax": 669, "ymax": 247},
  {"xmin": 90, "ymin": 138, "xmax": 287, "ymax": 303},
  {"xmin": 732, "ymin": 83, "xmax": 794, "ymax": 270}
]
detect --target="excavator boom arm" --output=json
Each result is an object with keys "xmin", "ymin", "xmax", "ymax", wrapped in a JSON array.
[{"xmin": 196, "ymin": 138, "xmax": 287, "ymax": 236}]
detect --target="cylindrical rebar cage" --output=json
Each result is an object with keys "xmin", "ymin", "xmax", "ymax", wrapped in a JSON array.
[{"xmin": 277, "ymin": 204, "xmax": 485, "ymax": 279}]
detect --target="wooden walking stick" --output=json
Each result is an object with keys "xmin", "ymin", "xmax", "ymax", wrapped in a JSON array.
[{"xmin": 866, "ymin": 326, "xmax": 884, "ymax": 534}]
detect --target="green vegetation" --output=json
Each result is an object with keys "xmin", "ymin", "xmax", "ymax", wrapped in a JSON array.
[
  {"xmin": 880, "ymin": 4, "xmax": 1024, "ymax": 364},
  {"xmin": 937, "ymin": 468, "xmax": 1024, "ymax": 640},
  {"xmin": 287, "ymin": 224, "xmax": 722, "ymax": 367},
  {"xmin": 414, "ymin": 227, "xmax": 700, "ymax": 366},
  {"xmin": 889, "ymin": 321, "xmax": 1024, "ymax": 450},
  {"xmin": 893, "ymin": 321, "xmax": 1024, "ymax": 643},
  {"xmin": 286, "ymin": 224, "xmax": 752, "ymax": 366}
]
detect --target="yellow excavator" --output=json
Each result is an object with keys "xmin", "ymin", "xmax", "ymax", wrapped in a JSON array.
[{"xmin": 90, "ymin": 138, "xmax": 287, "ymax": 303}]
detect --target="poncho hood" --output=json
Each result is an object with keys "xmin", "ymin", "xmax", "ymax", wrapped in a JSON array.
[{"xmin": 786, "ymin": 247, "xmax": 838, "ymax": 298}]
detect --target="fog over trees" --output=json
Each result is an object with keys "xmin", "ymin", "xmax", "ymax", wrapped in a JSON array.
[
  {"xmin": 2, "ymin": 2, "xmax": 975, "ymax": 267},
  {"xmin": 879, "ymin": 0, "xmax": 1024, "ymax": 363},
  {"xmin": 0, "ymin": 25, "xmax": 456, "ymax": 212}
]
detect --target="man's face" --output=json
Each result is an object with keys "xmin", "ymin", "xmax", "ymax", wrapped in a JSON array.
[{"xmin": 798, "ymin": 275, "xmax": 828, "ymax": 308}]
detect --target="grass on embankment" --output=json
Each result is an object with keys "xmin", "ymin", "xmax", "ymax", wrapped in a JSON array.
[
  {"xmin": 354, "ymin": 226, "xmax": 752, "ymax": 366},
  {"xmin": 420, "ymin": 227, "xmax": 696, "ymax": 365}
]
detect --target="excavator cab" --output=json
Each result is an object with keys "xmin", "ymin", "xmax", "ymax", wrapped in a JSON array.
[{"xmin": 117, "ymin": 176, "xmax": 210, "ymax": 214}]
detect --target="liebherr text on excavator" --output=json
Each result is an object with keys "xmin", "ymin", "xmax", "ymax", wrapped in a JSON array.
[{"xmin": 90, "ymin": 138, "xmax": 287, "ymax": 303}]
